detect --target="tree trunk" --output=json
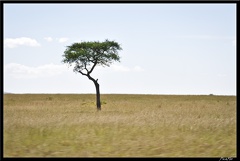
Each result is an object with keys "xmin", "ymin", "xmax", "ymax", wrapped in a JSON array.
[
  {"xmin": 86, "ymin": 74, "xmax": 101, "ymax": 111},
  {"xmin": 94, "ymin": 81, "xmax": 101, "ymax": 111}
]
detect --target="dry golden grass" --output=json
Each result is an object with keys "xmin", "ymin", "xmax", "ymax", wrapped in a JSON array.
[{"xmin": 3, "ymin": 94, "xmax": 236, "ymax": 157}]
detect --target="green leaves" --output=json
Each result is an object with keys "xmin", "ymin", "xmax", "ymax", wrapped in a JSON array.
[{"xmin": 62, "ymin": 39, "xmax": 122, "ymax": 75}]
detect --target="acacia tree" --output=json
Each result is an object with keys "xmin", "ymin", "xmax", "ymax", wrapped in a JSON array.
[{"xmin": 62, "ymin": 39, "xmax": 122, "ymax": 111}]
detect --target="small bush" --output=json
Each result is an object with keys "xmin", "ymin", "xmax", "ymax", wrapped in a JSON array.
[
  {"xmin": 101, "ymin": 100, "xmax": 107, "ymax": 105},
  {"xmin": 46, "ymin": 97, "xmax": 53, "ymax": 101}
]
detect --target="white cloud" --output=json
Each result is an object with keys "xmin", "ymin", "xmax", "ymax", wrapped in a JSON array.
[
  {"xmin": 3, "ymin": 63, "xmax": 145, "ymax": 79},
  {"xmin": 44, "ymin": 37, "xmax": 53, "ymax": 42},
  {"xmin": 57, "ymin": 37, "xmax": 69, "ymax": 43},
  {"xmin": 4, "ymin": 37, "xmax": 41, "ymax": 48},
  {"xmin": 4, "ymin": 63, "xmax": 69, "ymax": 79},
  {"xmin": 44, "ymin": 37, "xmax": 69, "ymax": 43}
]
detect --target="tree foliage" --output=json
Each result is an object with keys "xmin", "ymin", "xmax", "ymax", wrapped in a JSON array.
[{"xmin": 62, "ymin": 39, "xmax": 122, "ymax": 75}]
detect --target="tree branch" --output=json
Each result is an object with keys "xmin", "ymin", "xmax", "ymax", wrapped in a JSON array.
[
  {"xmin": 78, "ymin": 70, "xmax": 88, "ymax": 76},
  {"xmin": 88, "ymin": 61, "xmax": 98, "ymax": 74},
  {"xmin": 78, "ymin": 68, "xmax": 97, "ymax": 84},
  {"xmin": 83, "ymin": 62, "xmax": 89, "ymax": 74}
]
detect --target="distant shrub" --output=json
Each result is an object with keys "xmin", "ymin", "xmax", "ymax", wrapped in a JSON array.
[
  {"xmin": 46, "ymin": 97, "xmax": 53, "ymax": 101},
  {"xmin": 101, "ymin": 100, "xmax": 107, "ymax": 105}
]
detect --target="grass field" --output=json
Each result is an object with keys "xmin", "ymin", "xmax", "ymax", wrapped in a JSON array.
[{"xmin": 3, "ymin": 94, "xmax": 236, "ymax": 157}]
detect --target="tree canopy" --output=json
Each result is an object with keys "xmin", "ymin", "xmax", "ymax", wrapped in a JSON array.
[{"xmin": 62, "ymin": 39, "xmax": 122, "ymax": 76}]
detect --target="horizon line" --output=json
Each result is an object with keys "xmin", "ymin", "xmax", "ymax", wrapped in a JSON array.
[{"xmin": 3, "ymin": 92, "xmax": 236, "ymax": 96}]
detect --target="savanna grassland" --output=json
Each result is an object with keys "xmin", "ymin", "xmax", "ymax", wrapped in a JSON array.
[{"xmin": 3, "ymin": 94, "xmax": 236, "ymax": 157}]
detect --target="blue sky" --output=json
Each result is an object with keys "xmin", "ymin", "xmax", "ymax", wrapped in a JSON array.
[{"xmin": 4, "ymin": 3, "xmax": 236, "ymax": 95}]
